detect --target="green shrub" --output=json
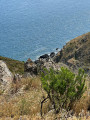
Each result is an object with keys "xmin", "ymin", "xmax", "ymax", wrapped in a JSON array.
[{"xmin": 41, "ymin": 67, "xmax": 86, "ymax": 114}]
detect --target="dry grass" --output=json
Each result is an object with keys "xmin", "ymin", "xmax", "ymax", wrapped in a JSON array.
[
  {"xmin": 11, "ymin": 81, "xmax": 22, "ymax": 94},
  {"xmin": 0, "ymin": 76, "xmax": 89, "ymax": 120},
  {"xmin": 21, "ymin": 77, "xmax": 41, "ymax": 90},
  {"xmin": 10, "ymin": 77, "xmax": 41, "ymax": 94},
  {"xmin": 72, "ymin": 78, "xmax": 90, "ymax": 115},
  {"xmin": 72, "ymin": 92, "xmax": 90, "ymax": 115},
  {"xmin": 0, "ymin": 77, "xmax": 50, "ymax": 119}
]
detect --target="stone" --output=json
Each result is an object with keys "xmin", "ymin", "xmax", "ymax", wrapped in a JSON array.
[
  {"xmin": 56, "ymin": 48, "xmax": 59, "ymax": 50},
  {"xmin": 81, "ymin": 36, "xmax": 87, "ymax": 43},
  {"xmin": 0, "ymin": 60, "xmax": 13, "ymax": 91},
  {"xmin": 54, "ymin": 49, "xmax": 63, "ymax": 63},
  {"xmin": 39, "ymin": 54, "xmax": 49, "ymax": 60},
  {"xmin": 34, "ymin": 60, "xmax": 40, "ymax": 64},
  {"xmin": 24, "ymin": 58, "xmax": 34, "ymax": 71},
  {"xmin": 50, "ymin": 52, "xmax": 55, "ymax": 58},
  {"xmin": 13, "ymin": 74, "xmax": 21, "ymax": 83},
  {"xmin": 24, "ymin": 59, "xmax": 38, "ymax": 75}
]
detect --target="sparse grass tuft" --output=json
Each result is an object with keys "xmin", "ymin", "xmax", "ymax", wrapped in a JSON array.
[
  {"xmin": 21, "ymin": 77, "xmax": 41, "ymax": 90},
  {"xmin": 11, "ymin": 81, "xmax": 22, "ymax": 94},
  {"xmin": 72, "ymin": 91, "xmax": 90, "ymax": 115},
  {"xmin": 18, "ymin": 98, "xmax": 31, "ymax": 115}
]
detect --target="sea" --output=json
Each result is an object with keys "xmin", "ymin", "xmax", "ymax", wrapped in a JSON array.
[{"xmin": 0, "ymin": 0, "xmax": 90, "ymax": 61}]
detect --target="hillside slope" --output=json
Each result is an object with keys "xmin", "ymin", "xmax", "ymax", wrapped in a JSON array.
[
  {"xmin": 0, "ymin": 33, "xmax": 90, "ymax": 120},
  {"xmin": 54, "ymin": 32, "xmax": 90, "ymax": 74}
]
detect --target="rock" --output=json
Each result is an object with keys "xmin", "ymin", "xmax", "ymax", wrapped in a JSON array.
[
  {"xmin": 24, "ymin": 55, "xmax": 69, "ymax": 75},
  {"xmin": 54, "ymin": 49, "xmax": 63, "ymax": 63},
  {"xmin": 50, "ymin": 52, "xmax": 55, "ymax": 58},
  {"xmin": 39, "ymin": 54, "xmax": 49, "ymax": 60},
  {"xmin": 67, "ymin": 58, "xmax": 79, "ymax": 67},
  {"xmin": 24, "ymin": 58, "xmax": 34, "ymax": 71},
  {"xmin": 39, "ymin": 58, "xmax": 68, "ymax": 72},
  {"xmin": 0, "ymin": 60, "xmax": 13, "ymax": 91},
  {"xmin": 81, "ymin": 36, "xmax": 87, "ymax": 43},
  {"xmin": 34, "ymin": 60, "xmax": 40, "ymax": 64},
  {"xmin": 56, "ymin": 48, "xmax": 59, "ymax": 50},
  {"xmin": 24, "ymin": 59, "xmax": 38, "ymax": 75},
  {"xmin": 13, "ymin": 74, "xmax": 22, "ymax": 83}
]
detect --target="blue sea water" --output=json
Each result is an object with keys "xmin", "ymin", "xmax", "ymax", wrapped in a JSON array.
[{"xmin": 0, "ymin": 0, "xmax": 90, "ymax": 61}]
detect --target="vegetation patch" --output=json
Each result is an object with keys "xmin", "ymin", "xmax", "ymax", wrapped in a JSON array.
[
  {"xmin": 41, "ymin": 67, "xmax": 86, "ymax": 115},
  {"xmin": 0, "ymin": 56, "xmax": 24, "ymax": 74}
]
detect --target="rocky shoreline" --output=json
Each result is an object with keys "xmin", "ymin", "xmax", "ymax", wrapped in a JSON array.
[{"xmin": 24, "ymin": 32, "xmax": 90, "ymax": 77}]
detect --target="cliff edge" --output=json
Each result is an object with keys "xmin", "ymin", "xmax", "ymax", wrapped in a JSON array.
[{"xmin": 54, "ymin": 32, "xmax": 90, "ymax": 74}]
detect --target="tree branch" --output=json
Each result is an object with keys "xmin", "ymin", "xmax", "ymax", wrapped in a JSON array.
[{"xmin": 41, "ymin": 96, "xmax": 49, "ymax": 116}]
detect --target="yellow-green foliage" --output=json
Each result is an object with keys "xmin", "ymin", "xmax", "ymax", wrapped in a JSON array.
[
  {"xmin": 41, "ymin": 67, "xmax": 86, "ymax": 113},
  {"xmin": 0, "ymin": 56, "xmax": 24, "ymax": 74}
]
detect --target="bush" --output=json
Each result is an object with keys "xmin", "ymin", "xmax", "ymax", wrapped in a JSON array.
[{"xmin": 41, "ymin": 67, "xmax": 86, "ymax": 114}]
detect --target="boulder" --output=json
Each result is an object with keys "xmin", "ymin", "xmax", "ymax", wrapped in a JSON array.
[
  {"xmin": 0, "ymin": 60, "xmax": 13, "ymax": 91},
  {"xmin": 24, "ymin": 58, "xmax": 33, "ymax": 71},
  {"xmin": 24, "ymin": 59, "xmax": 37, "ymax": 75},
  {"xmin": 13, "ymin": 74, "xmax": 22, "ymax": 83},
  {"xmin": 39, "ymin": 54, "xmax": 49, "ymax": 60},
  {"xmin": 56, "ymin": 48, "xmax": 59, "ymax": 50},
  {"xmin": 34, "ymin": 60, "xmax": 40, "ymax": 64},
  {"xmin": 81, "ymin": 36, "xmax": 87, "ymax": 43},
  {"xmin": 54, "ymin": 49, "xmax": 63, "ymax": 63},
  {"xmin": 50, "ymin": 52, "xmax": 55, "ymax": 58}
]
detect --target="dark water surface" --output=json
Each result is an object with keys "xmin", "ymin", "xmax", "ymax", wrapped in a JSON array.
[{"xmin": 0, "ymin": 0, "xmax": 90, "ymax": 61}]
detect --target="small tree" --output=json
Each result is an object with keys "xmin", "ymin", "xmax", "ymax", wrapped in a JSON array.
[{"xmin": 41, "ymin": 67, "xmax": 86, "ymax": 115}]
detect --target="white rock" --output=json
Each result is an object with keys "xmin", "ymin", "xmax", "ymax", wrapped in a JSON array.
[{"xmin": 0, "ymin": 60, "xmax": 13, "ymax": 91}]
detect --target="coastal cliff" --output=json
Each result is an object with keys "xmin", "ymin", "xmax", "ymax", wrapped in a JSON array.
[
  {"xmin": 54, "ymin": 32, "xmax": 90, "ymax": 73},
  {"xmin": 24, "ymin": 32, "xmax": 90, "ymax": 76}
]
